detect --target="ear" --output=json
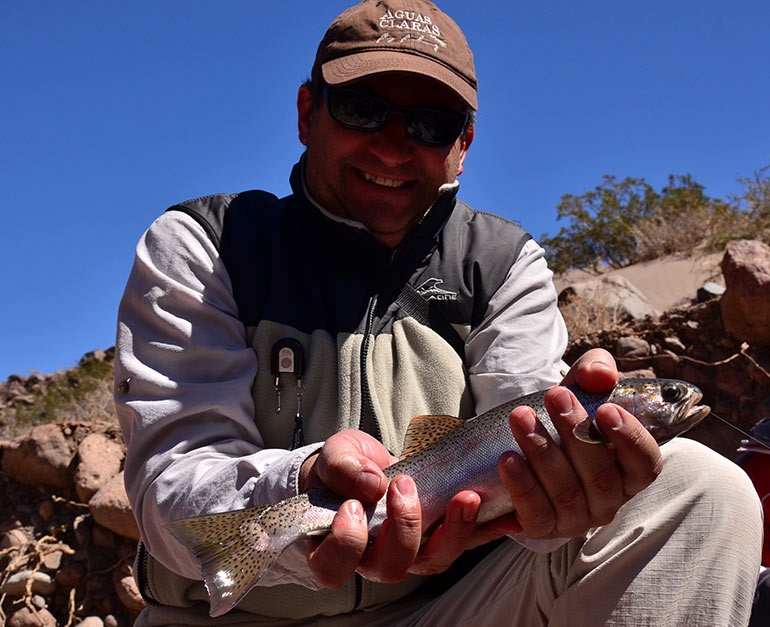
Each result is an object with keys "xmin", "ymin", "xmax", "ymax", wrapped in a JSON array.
[
  {"xmin": 297, "ymin": 84, "xmax": 314, "ymax": 146},
  {"xmin": 456, "ymin": 124, "xmax": 474, "ymax": 176}
]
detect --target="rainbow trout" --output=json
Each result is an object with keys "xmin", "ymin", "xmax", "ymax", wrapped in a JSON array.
[{"xmin": 166, "ymin": 378, "xmax": 709, "ymax": 617}]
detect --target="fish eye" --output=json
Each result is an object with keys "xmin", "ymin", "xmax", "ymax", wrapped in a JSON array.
[{"xmin": 661, "ymin": 383, "xmax": 684, "ymax": 403}]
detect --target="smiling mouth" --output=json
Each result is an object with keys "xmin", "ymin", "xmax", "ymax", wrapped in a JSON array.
[{"xmin": 360, "ymin": 170, "xmax": 408, "ymax": 189}]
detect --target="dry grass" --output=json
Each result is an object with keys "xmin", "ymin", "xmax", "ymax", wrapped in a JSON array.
[
  {"xmin": 628, "ymin": 207, "xmax": 712, "ymax": 261},
  {"xmin": 0, "ymin": 352, "xmax": 116, "ymax": 440},
  {"xmin": 558, "ymin": 290, "xmax": 628, "ymax": 339}
]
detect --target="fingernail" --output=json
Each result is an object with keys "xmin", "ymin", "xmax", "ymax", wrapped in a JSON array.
[
  {"xmin": 551, "ymin": 387, "xmax": 574, "ymax": 415},
  {"xmin": 395, "ymin": 476, "xmax": 417, "ymax": 502},
  {"xmin": 504, "ymin": 452, "xmax": 525, "ymax": 474},
  {"xmin": 515, "ymin": 407, "xmax": 538, "ymax": 434},
  {"xmin": 356, "ymin": 470, "xmax": 382, "ymax": 499},
  {"xmin": 347, "ymin": 500, "xmax": 364, "ymax": 522},
  {"xmin": 462, "ymin": 503, "xmax": 476, "ymax": 523},
  {"xmin": 590, "ymin": 360, "xmax": 613, "ymax": 375},
  {"xmin": 603, "ymin": 406, "xmax": 624, "ymax": 430},
  {"xmin": 451, "ymin": 500, "xmax": 477, "ymax": 523}
]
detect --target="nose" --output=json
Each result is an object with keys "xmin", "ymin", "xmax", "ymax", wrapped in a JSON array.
[{"xmin": 367, "ymin": 114, "xmax": 414, "ymax": 168}]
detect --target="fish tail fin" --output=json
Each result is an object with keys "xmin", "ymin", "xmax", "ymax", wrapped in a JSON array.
[{"xmin": 165, "ymin": 499, "xmax": 309, "ymax": 617}]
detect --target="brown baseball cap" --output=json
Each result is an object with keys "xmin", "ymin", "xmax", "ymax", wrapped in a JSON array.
[{"xmin": 312, "ymin": 0, "xmax": 478, "ymax": 110}]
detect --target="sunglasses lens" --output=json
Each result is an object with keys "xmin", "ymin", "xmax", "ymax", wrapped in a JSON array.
[
  {"xmin": 404, "ymin": 109, "xmax": 467, "ymax": 147},
  {"xmin": 326, "ymin": 88, "xmax": 468, "ymax": 147},
  {"xmin": 327, "ymin": 90, "xmax": 387, "ymax": 131}
]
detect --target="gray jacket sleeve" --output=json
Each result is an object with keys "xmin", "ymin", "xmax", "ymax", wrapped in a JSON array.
[{"xmin": 114, "ymin": 211, "xmax": 322, "ymax": 587}]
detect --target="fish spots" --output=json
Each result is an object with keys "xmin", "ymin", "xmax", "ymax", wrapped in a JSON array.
[{"xmin": 166, "ymin": 378, "xmax": 708, "ymax": 617}]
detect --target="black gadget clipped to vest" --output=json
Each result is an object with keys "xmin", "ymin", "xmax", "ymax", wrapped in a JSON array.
[{"xmin": 270, "ymin": 338, "xmax": 306, "ymax": 449}]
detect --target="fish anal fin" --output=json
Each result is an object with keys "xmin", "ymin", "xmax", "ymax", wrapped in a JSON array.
[
  {"xmin": 400, "ymin": 414, "xmax": 464, "ymax": 459},
  {"xmin": 572, "ymin": 418, "xmax": 605, "ymax": 444}
]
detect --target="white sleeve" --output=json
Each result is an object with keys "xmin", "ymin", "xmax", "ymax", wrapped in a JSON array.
[
  {"xmin": 465, "ymin": 238, "xmax": 570, "ymax": 554},
  {"xmin": 466, "ymin": 238, "xmax": 569, "ymax": 412},
  {"xmin": 114, "ymin": 211, "xmax": 322, "ymax": 586}
]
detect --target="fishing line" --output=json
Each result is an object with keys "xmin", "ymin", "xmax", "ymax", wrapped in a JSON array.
[{"xmin": 709, "ymin": 412, "xmax": 770, "ymax": 453}]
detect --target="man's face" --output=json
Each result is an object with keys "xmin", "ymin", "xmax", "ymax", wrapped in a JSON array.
[{"xmin": 298, "ymin": 73, "xmax": 474, "ymax": 249}]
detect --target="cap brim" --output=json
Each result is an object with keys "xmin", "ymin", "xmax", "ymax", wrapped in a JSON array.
[{"xmin": 322, "ymin": 50, "xmax": 478, "ymax": 110}]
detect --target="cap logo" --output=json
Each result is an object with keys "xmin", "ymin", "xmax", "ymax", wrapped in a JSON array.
[
  {"xmin": 379, "ymin": 9, "xmax": 441, "ymax": 36},
  {"xmin": 377, "ymin": 8, "xmax": 446, "ymax": 52}
]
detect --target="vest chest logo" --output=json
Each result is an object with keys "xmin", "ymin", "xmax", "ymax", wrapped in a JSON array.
[{"xmin": 416, "ymin": 278, "xmax": 458, "ymax": 302}]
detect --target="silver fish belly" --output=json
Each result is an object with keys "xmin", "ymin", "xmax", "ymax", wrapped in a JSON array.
[{"xmin": 166, "ymin": 378, "xmax": 709, "ymax": 617}]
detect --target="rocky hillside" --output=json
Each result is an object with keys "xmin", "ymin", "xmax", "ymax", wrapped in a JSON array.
[
  {"xmin": 0, "ymin": 240, "xmax": 768, "ymax": 626},
  {"xmin": 0, "ymin": 351, "xmax": 143, "ymax": 627}
]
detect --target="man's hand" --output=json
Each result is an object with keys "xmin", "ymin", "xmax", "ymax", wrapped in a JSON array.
[
  {"xmin": 298, "ymin": 348, "xmax": 664, "ymax": 586},
  {"xmin": 407, "ymin": 348, "xmax": 664, "ymax": 569},
  {"xmin": 299, "ymin": 430, "xmax": 423, "ymax": 587},
  {"xmin": 495, "ymin": 347, "xmax": 663, "ymax": 539}
]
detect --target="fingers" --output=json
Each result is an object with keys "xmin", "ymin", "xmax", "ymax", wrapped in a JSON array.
[
  {"xmin": 301, "ymin": 430, "xmax": 393, "ymax": 501},
  {"xmin": 308, "ymin": 475, "xmax": 424, "ymax": 587},
  {"xmin": 358, "ymin": 475, "xmax": 423, "ymax": 583},
  {"xmin": 561, "ymin": 348, "xmax": 618, "ymax": 393},
  {"xmin": 503, "ymin": 386, "xmax": 662, "ymax": 538},
  {"xmin": 307, "ymin": 499, "xmax": 369, "ymax": 588},
  {"xmin": 545, "ymin": 388, "xmax": 625, "ymax": 527},
  {"xmin": 594, "ymin": 403, "xmax": 663, "ymax": 498},
  {"xmin": 304, "ymin": 442, "xmax": 425, "ymax": 587},
  {"xmin": 506, "ymin": 403, "xmax": 589, "ymax": 537},
  {"xmin": 498, "ymin": 445, "xmax": 557, "ymax": 538},
  {"xmin": 410, "ymin": 491, "xmax": 480, "ymax": 576}
]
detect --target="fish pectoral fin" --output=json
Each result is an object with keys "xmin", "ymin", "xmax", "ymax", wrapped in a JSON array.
[
  {"xmin": 572, "ymin": 418, "xmax": 605, "ymax": 444},
  {"xmin": 400, "ymin": 414, "xmax": 464, "ymax": 459}
]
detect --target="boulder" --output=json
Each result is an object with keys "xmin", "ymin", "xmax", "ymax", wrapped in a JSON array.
[
  {"xmin": 74, "ymin": 433, "xmax": 124, "ymax": 503},
  {"xmin": 560, "ymin": 275, "xmax": 658, "ymax": 321},
  {"xmin": 89, "ymin": 472, "xmax": 140, "ymax": 540},
  {"xmin": 615, "ymin": 335, "xmax": 652, "ymax": 358},
  {"xmin": 720, "ymin": 240, "xmax": 770, "ymax": 345},
  {"xmin": 112, "ymin": 563, "xmax": 147, "ymax": 612},
  {"xmin": 697, "ymin": 281, "xmax": 725, "ymax": 302},
  {"xmin": 8, "ymin": 607, "xmax": 56, "ymax": 627},
  {"xmin": 1, "ymin": 570, "xmax": 57, "ymax": 596},
  {"xmin": 1, "ymin": 424, "xmax": 77, "ymax": 488}
]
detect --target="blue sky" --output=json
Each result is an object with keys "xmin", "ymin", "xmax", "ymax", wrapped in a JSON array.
[{"xmin": 2, "ymin": 0, "xmax": 769, "ymax": 380}]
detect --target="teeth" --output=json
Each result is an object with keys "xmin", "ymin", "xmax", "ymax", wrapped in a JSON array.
[{"xmin": 361, "ymin": 171, "xmax": 406, "ymax": 188}]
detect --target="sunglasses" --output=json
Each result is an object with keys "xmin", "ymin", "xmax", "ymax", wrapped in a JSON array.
[{"xmin": 323, "ymin": 86, "xmax": 470, "ymax": 148}]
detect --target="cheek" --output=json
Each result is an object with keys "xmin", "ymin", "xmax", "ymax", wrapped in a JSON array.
[{"xmin": 439, "ymin": 150, "xmax": 463, "ymax": 182}]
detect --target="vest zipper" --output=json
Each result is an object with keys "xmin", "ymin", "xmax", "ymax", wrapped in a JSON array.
[
  {"xmin": 135, "ymin": 541, "xmax": 160, "ymax": 606},
  {"xmin": 358, "ymin": 295, "xmax": 382, "ymax": 442},
  {"xmin": 355, "ymin": 294, "xmax": 380, "ymax": 611}
]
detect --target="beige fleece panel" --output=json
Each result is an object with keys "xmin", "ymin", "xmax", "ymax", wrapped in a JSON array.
[
  {"xmin": 247, "ymin": 318, "xmax": 473, "ymax": 454},
  {"xmin": 368, "ymin": 317, "xmax": 474, "ymax": 455}
]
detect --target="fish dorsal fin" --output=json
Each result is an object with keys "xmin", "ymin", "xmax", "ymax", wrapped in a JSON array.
[
  {"xmin": 572, "ymin": 418, "xmax": 605, "ymax": 444},
  {"xmin": 400, "ymin": 414, "xmax": 464, "ymax": 459}
]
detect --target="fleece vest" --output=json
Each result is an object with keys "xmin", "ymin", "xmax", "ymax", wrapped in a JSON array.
[{"xmin": 149, "ymin": 161, "xmax": 531, "ymax": 617}]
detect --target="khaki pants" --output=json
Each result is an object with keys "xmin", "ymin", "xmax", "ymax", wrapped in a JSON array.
[{"xmin": 136, "ymin": 438, "xmax": 763, "ymax": 626}]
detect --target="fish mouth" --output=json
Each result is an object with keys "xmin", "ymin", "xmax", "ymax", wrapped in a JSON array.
[
  {"xmin": 685, "ymin": 404, "xmax": 711, "ymax": 426},
  {"xmin": 680, "ymin": 389, "xmax": 710, "ymax": 431}
]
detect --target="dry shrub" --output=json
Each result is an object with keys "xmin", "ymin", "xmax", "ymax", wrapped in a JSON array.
[
  {"xmin": 628, "ymin": 207, "xmax": 712, "ymax": 261},
  {"xmin": 558, "ymin": 290, "xmax": 627, "ymax": 339},
  {"xmin": 1, "ymin": 353, "xmax": 116, "ymax": 440}
]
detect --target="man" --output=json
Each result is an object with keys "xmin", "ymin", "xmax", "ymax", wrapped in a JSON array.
[{"xmin": 114, "ymin": 1, "xmax": 762, "ymax": 625}]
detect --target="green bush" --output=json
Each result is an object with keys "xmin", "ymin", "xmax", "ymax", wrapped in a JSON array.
[{"xmin": 540, "ymin": 166, "xmax": 769, "ymax": 273}]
